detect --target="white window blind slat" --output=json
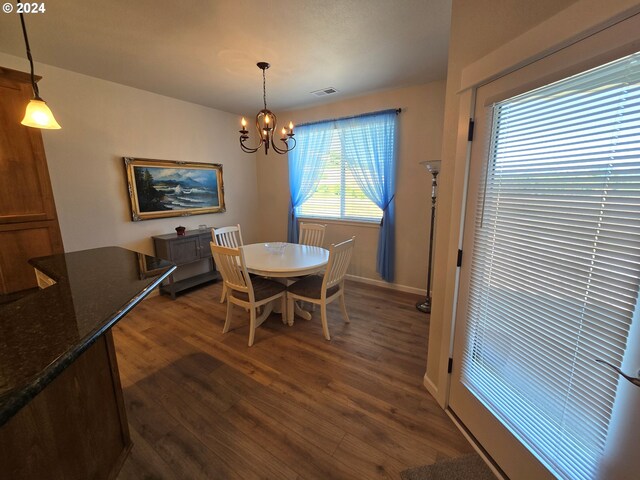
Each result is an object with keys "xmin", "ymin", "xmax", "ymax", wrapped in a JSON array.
[
  {"xmin": 461, "ymin": 51, "xmax": 640, "ymax": 480},
  {"xmin": 468, "ymin": 284, "xmax": 632, "ymax": 348},
  {"xmin": 468, "ymin": 274, "xmax": 636, "ymax": 341},
  {"xmin": 498, "ymin": 95, "xmax": 640, "ymax": 133},
  {"xmin": 498, "ymin": 63, "xmax": 640, "ymax": 115}
]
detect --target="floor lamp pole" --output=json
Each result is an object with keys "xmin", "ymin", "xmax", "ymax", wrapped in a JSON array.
[{"xmin": 416, "ymin": 161, "xmax": 440, "ymax": 313}]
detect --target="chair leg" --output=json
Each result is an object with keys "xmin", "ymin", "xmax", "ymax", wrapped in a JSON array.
[
  {"xmin": 248, "ymin": 307, "xmax": 257, "ymax": 347},
  {"xmin": 339, "ymin": 292, "xmax": 350, "ymax": 324},
  {"xmin": 320, "ymin": 303, "xmax": 330, "ymax": 341},
  {"xmin": 222, "ymin": 301, "xmax": 233, "ymax": 333},
  {"xmin": 220, "ymin": 284, "xmax": 227, "ymax": 303}
]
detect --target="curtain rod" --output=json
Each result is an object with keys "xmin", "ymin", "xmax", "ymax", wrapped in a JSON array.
[{"xmin": 297, "ymin": 108, "xmax": 401, "ymax": 128}]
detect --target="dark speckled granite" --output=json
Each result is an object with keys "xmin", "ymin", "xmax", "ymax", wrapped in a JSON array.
[{"xmin": 0, "ymin": 246, "xmax": 175, "ymax": 427}]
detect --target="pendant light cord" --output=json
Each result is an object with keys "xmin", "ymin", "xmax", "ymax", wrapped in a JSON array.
[{"xmin": 18, "ymin": 1, "xmax": 40, "ymax": 100}]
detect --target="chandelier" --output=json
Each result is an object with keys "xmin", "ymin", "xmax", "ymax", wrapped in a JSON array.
[{"xmin": 239, "ymin": 62, "xmax": 295, "ymax": 155}]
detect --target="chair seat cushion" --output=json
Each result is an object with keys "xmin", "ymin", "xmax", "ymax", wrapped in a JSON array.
[
  {"xmin": 288, "ymin": 275, "xmax": 340, "ymax": 299},
  {"xmin": 232, "ymin": 277, "xmax": 286, "ymax": 302}
]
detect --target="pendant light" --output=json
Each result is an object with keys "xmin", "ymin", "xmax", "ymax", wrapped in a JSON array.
[{"xmin": 18, "ymin": 0, "xmax": 61, "ymax": 129}]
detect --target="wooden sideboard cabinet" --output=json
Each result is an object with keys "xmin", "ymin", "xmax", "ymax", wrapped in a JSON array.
[{"xmin": 152, "ymin": 229, "xmax": 218, "ymax": 299}]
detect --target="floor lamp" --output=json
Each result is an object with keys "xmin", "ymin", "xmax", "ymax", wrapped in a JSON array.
[{"xmin": 416, "ymin": 160, "xmax": 440, "ymax": 313}]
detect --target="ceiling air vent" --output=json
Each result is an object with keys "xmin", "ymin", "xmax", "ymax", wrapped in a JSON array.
[{"xmin": 311, "ymin": 87, "xmax": 338, "ymax": 97}]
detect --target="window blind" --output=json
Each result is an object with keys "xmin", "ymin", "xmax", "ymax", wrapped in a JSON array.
[
  {"xmin": 298, "ymin": 129, "xmax": 383, "ymax": 222},
  {"xmin": 461, "ymin": 51, "xmax": 640, "ymax": 480}
]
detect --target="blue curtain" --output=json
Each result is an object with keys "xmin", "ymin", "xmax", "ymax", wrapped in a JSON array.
[
  {"xmin": 287, "ymin": 122, "xmax": 333, "ymax": 242},
  {"xmin": 337, "ymin": 110, "xmax": 398, "ymax": 281}
]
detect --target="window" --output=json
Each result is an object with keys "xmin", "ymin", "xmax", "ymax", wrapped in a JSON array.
[
  {"xmin": 460, "ymin": 51, "xmax": 640, "ymax": 480},
  {"xmin": 298, "ymin": 128, "xmax": 382, "ymax": 222},
  {"xmin": 288, "ymin": 109, "xmax": 397, "ymax": 281}
]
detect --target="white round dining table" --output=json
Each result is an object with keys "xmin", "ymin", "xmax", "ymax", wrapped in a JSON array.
[
  {"xmin": 241, "ymin": 243, "xmax": 329, "ymax": 277},
  {"xmin": 241, "ymin": 243, "xmax": 328, "ymax": 325}
]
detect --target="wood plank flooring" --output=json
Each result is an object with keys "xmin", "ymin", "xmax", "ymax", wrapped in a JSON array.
[{"xmin": 114, "ymin": 280, "xmax": 473, "ymax": 479}]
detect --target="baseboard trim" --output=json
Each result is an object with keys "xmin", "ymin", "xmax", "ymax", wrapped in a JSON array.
[
  {"xmin": 445, "ymin": 409, "xmax": 507, "ymax": 480},
  {"xmin": 345, "ymin": 274, "xmax": 425, "ymax": 295},
  {"xmin": 422, "ymin": 373, "xmax": 439, "ymax": 400}
]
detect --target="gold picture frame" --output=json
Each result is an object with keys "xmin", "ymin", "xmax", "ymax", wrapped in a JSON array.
[{"xmin": 124, "ymin": 157, "xmax": 225, "ymax": 221}]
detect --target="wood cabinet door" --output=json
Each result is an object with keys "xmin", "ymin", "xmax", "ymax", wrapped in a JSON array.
[
  {"xmin": 198, "ymin": 233, "xmax": 213, "ymax": 259},
  {"xmin": 0, "ymin": 68, "xmax": 59, "ymax": 224},
  {"xmin": 169, "ymin": 236, "xmax": 201, "ymax": 265}
]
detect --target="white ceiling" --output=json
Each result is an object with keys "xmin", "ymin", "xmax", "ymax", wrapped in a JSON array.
[{"xmin": 0, "ymin": 0, "xmax": 451, "ymax": 115}]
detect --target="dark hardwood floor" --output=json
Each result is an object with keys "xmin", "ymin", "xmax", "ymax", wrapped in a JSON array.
[{"xmin": 114, "ymin": 280, "xmax": 473, "ymax": 479}]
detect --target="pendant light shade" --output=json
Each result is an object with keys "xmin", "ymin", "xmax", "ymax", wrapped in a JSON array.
[
  {"xmin": 18, "ymin": 0, "xmax": 61, "ymax": 130},
  {"xmin": 21, "ymin": 98, "xmax": 61, "ymax": 129}
]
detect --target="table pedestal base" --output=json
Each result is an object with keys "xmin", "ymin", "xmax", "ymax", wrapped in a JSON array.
[{"xmin": 271, "ymin": 286, "xmax": 313, "ymax": 325}]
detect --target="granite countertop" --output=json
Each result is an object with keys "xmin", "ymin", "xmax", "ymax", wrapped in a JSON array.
[{"xmin": 0, "ymin": 246, "xmax": 175, "ymax": 427}]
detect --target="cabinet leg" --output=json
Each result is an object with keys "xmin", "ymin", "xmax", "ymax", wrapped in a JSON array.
[{"xmin": 169, "ymin": 274, "xmax": 176, "ymax": 300}]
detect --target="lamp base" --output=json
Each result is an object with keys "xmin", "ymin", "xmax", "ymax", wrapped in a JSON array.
[{"xmin": 416, "ymin": 298, "xmax": 431, "ymax": 314}]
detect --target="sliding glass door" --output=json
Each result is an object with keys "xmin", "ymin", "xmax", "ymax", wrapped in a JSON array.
[{"xmin": 449, "ymin": 15, "xmax": 640, "ymax": 480}]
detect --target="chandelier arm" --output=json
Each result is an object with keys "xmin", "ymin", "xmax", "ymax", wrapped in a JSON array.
[
  {"xmin": 271, "ymin": 142, "xmax": 287, "ymax": 154},
  {"xmin": 239, "ymin": 136, "xmax": 261, "ymax": 154},
  {"xmin": 271, "ymin": 135, "xmax": 296, "ymax": 154}
]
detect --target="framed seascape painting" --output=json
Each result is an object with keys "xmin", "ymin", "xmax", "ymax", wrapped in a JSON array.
[{"xmin": 124, "ymin": 158, "xmax": 225, "ymax": 221}]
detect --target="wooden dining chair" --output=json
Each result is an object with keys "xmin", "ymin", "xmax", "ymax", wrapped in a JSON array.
[
  {"xmin": 287, "ymin": 237, "xmax": 355, "ymax": 340},
  {"xmin": 211, "ymin": 224, "xmax": 244, "ymax": 303},
  {"xmin": 298, "ymin": 222, "xmax": 326, "ymax": 247},
  {"xmin": 210, "ymin": 243, "xmax": 286, "ymax": 347},
  {"xmin": 212, "ymin": 224, "xmax": 244, "ymax": 248}
]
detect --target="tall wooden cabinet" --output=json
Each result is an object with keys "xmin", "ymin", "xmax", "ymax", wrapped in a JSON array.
[{"xmin": 0, "ymin": 67, "xmax": 63, "ymax": 294}]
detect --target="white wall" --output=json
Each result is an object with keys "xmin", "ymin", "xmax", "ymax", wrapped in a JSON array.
[
  {"xmin": 0, "ymin": 52, "xmax": 260, "ymax": 258},
  {"xmin": 255, "ymin": 82, "xmax": 446, "ymax": 292}
]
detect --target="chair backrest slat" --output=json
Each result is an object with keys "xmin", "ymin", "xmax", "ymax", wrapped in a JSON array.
[
  {"xmin": 210, "ymin": 243, "xmax": 251, "ymax": 295},
  {"xmin": 299, "ymin": 222, "xmax": 326, "ymax": 247},
  {"xmin": 323, "ymin": 237, "xmax": 355, "ymax": 290},
  {"xmin": 212, "ymin": 224, "xmax": 244, "ymax": 248}
]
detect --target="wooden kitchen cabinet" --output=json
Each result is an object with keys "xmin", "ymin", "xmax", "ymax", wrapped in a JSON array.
[{"xmin": 0, "ymin": 66, "xmax": 63, "ymax": 294}]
